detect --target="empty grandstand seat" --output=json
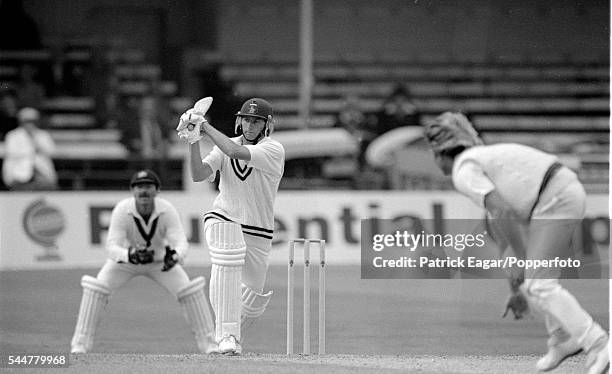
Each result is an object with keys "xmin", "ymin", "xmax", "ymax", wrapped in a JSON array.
[
  {"xmin": 275, "ymin": 115, "xmax": 336, "ymax": 129},
  {"xmin": 352, "ymin": 66, "xmax": 389, "ymax": 79},
  {"xmin": 579, "ymin": 67, "xmax": 608, "ymax": 80},
  {"xmin": 465, "ymin": 98, "xmax": 506, "ymax": 112},
  {"xmin": 48, "ymin": 114, "xmax": 96, "ymax": 128},
  {"xmin": 115, "ymin": 64, "xmax": 161, "ymax": 80},
  {"xmin": 474, "ymin": 115, "xmax": 610, "ymax": 132},
  {"xmin": 412, "ymin": 83, "xmax": 449, "ymax": 96},
  {"xmin": 578, "ymin": 98, "xmax": 609, "ymax": 111},
  {"xmin": 42, "ymin": 96, "xmax": 95, "ymax": 111},
  {"xmin": 504, "ymin": 67, "xmax": 542, "ymax": 79},
  {"xmin": 448, "ymin": 83, "xmax": 485, "ymax": 96},
  {"xmin": 487, "ymin": 82, "xmax": 525, "ymax": 96},
  {"xmin": 315, "ymin": 65, "xmax": 352, "ymax": 80},
  {"xmin": 118, "ymin": 80, "xmax": 177, "ymax": 96},
  {"xmin": 49, "ymin": 129, "xmax": 120, "ymax": 142},
  {"xmin": 0, "ymin": 65, "xmax": 19, "ymax": 80},
  {"xmin": 235, "ymin": 82, "xmax": 297, "ymax": 97}
]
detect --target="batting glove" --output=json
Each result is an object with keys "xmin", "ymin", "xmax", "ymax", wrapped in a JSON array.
[
  {"xmin": 177, "ymin": 109, "xmax": 205, "ymax": 144},
  {"xmin": 162, "ymin": 246, "xmax": 179, "ymax": 272}
]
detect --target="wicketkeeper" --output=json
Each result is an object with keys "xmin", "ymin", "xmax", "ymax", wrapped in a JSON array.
[
  {"xmin": 70, "ymin": 170, "xmax": 216, "ymax": 354},
  {"xmin": 177, "ymin": 97, "xmax": 285, "ymax": 355},
  {"xmin": 424, "ymin": 112, "xmax": 609, "ymax": 374}
]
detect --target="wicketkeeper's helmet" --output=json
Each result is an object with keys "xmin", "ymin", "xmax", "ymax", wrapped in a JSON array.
[
  {"xmin": 130, "ymin": 169, "xmax": 161, "ymax": 189},
  {"xmin": 235, "ymin": 98, "xmax": 273, "ymax": 142},
  {"xmin": 424, "ymin": 112, "xmax": 482, "ymax": 154}
]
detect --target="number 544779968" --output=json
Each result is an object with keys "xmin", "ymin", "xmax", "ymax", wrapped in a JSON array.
[{"xmin": 3, "ymin": 354, "xmax": 68, "ymax": 368}]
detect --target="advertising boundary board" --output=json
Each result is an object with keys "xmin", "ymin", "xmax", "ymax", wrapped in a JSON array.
[{"xmin": 0, "ymin": 191, "xmax": 608, "ymax": 270}]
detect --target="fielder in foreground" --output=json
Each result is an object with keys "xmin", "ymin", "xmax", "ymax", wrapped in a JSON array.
[
  {"xmin": 178, "ymin": 98, "xmax": 285, "ymax": 355},
  {"xmin": 424, "ymin": 112, "xmax": 609, "ymax": 374},
  {"xmin": 70, "ymin": 170, "xmax": 216, "ymax": 354}
]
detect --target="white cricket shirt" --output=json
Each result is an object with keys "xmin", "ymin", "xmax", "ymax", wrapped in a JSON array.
[
  {"xmin": 452, "ymin": 143, "xmax": 558, "ymax": 219},
  {"xmin": 203, "ymin": 136, "xmax": 285, "ymax": 240},
  {"xmin": 106, "ymin": 197, "xmax": 189, "ymax": 263}
]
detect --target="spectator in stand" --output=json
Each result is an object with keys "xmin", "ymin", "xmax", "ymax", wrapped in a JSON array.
[
  {"xmin": 117, "ymin": 95, "xmax": 142, "ymax": 156},
  {"xmin": 372, "ymin": 83, "xmax": 421, "ymax": 135},
  {"xmin": 15, "ymin": 64, "xmax": 46, "ymax": 109},
  {"xmin": 356, "ymin": 84, "xmax": 423, "ymax": 189},
  {"xmin": 2, "ymin": 107, "xmax": 58, "ymax": 190},
  {"xmin": 0, "ymin": 0, "xmax": 42, "ymax": 50},
  {"xmin": 138, "ymin": 94, "xmax": 168, "ymax": 159},
  {"xmin": 0, "ymin": 88, "xmax": 19, "ymax": 141},
  {"xmin": 333, "ymin": 94, "xmax": 377, "ymax": 171},
  {"xmin": 116, "ymin": 91, "xmax": 172, "ymax": 158},
  {"xmin": 98, "ymin": 69, "xmax": 121, "ymax": 129}
]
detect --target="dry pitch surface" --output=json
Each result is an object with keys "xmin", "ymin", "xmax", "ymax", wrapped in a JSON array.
[{"xmin": 1, "ymin": 265, "xmax": 607, "ymax": 373}]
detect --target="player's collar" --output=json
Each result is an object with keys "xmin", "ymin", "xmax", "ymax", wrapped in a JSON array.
[
  {"xmin": 242, "ymin": 135, "xmax": 268, "ymax": 145},
  {"xmin": 128, "ymin": 197, "xmax": 166, "ymax": 220}
]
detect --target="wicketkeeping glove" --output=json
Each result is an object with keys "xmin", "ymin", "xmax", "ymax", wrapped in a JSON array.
[
  {"xmin": 176, "ymin": 109, "xmax": 205, "ymax": 144},
  {"xmin": 128, "ymin": 245, "xmax": 154, "ymax": 265},
  {"xmin": 162, "ymin": 246, "xmax": 179, "ymax": 272},
  {"xmin": 502, "ymin": 290, "xmax": 530, "ymax": 320}
]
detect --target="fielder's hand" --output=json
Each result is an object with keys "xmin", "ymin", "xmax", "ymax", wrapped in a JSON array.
[
  {"xmin": 128, "ymin": 244, "xmax": 154, "ymax": 265},
  {"xmin": 162, "ymin": 246, "xmax": 179, "ymax": 272},
  {"xmin": 502, "ymin": 290, "xmax": 530, "ymax": 320},
  {"xmin": 177, "ymin": 109, "xmax": 206, "ymax": 144}
]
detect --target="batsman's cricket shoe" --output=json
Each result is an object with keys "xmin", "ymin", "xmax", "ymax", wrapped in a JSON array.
[
  {"xmin": 218, "ymin": 335, "xmax": 241, "ymax": 356},
  {"xmin": 536, "ymin": 328, "xmax": 582, "ymax": 371},
  {"xmin": 70, "ymin": 345, "xmax": 87, "ymax": 354}
]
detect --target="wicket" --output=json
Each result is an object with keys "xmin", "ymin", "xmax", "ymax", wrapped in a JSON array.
[{"xmin": 286, "ymin": 238, "xmax": 326, "ymax": 355}]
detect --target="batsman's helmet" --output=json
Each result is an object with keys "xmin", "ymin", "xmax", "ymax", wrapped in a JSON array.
[
  {"xmin": 130, "ymin": 169, "xmax": 161, "ymax": 189},
  {"xmin": 235, "ymin": 98, "xmax": 273, "ymax": 142},
  {"xmin": 424, "ymin": 112, "xmax": 482, "ymax": 154},
  {"xmin": 236, "ymin": 98, "xmax": 273, "ymax": 120}
]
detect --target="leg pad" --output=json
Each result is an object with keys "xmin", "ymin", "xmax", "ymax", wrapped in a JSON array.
[
  {"xmin": 177, "ymin": 277, "xmax": 216, "ymax": 354},
  {"xmin": 70, "ymin": 276, "xmax": 110, "ymax": 353}
]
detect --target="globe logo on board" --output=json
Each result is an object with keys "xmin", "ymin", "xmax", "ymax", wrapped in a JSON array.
[{"xmin": 22, "ymin": 199, "xmax": 65, "ymax": 261}]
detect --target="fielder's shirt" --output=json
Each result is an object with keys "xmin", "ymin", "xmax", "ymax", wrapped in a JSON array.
[
  {"xmin": 203, "ymin": 136, "xmax": 285, "ymax": 240},
  {"xmin": 106, "ymin": 197, "xmax": 189, "ymax": 263},
  {"xmin": 452, "ymin": 143, "xmax": 558, "ymax": 219}
]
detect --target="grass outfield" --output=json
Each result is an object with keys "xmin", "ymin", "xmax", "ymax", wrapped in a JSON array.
[{"xmin": 0, "ymin": 265, "xmax": 608, "ymax": 373}]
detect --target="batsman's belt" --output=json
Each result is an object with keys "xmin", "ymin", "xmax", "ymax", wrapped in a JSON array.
[{"xmin": 528, "ymin": 161, "xmax": 564, "ymax": 219}]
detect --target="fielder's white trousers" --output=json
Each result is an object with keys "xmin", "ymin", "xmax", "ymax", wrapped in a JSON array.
[
  {"xmin": 97, "ymin": 259, "xmax": 191, "ymax": 297},
  {"xmin": 522, "ymin": 167, "xmax": 596, "ymax": 345}
]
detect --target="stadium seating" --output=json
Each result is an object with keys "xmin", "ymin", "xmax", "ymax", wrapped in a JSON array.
[
  {"xmin": 205, "ymin": 47, "xmax": 609, "ymax": 190},
  {"xmin": 0, "ymin": 42, "xmax": 189, "ymax": 191}
]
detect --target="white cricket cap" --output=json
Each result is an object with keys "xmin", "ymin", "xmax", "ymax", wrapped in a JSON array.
[{"xmin": 18, "ymin": 107, "xmax": 40, "ymax": 123}]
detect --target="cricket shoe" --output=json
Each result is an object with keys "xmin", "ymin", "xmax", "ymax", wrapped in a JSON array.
[
  {"xmin": 536, "ymin": 329, "xmax": 582, "ymax": 372},
  {"xmin": 70, "ymin": 344, "xmax": 87, "ymax": 354},
  {"xmin": 583, "ymin": 326, "xmax": 609, "ymax": 374},
  {"xmin": 197, "ymin": 335, "xmax": 219, "ymax": 354},
  {"xmin": 218, "ymin": 335, "xmax": 242, "ymax": 356}
]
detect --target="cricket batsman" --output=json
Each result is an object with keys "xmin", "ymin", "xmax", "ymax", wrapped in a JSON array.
[
  {"xmin": 70, "ymin": 170, "xmax": 216, "ymax": 354},
  {"xmin": 424, "ymin": 112, "xmax": 609, "ymax": 374},
  {"xmin": 177, "ymin": 97, "xmax": 284, "ymax": 355}
]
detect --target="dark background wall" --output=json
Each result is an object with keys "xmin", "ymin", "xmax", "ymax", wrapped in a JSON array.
[
  {"xmin": 23, "ymin": 0, "xmax": 609, "ymax": 62},
  {"xmin": 216, "ymin": 0, "xmax": 609, "ymax": 60},
  {"xmin": 23, "ymin": 0, "xmax": 217, "ymax": 61}
]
